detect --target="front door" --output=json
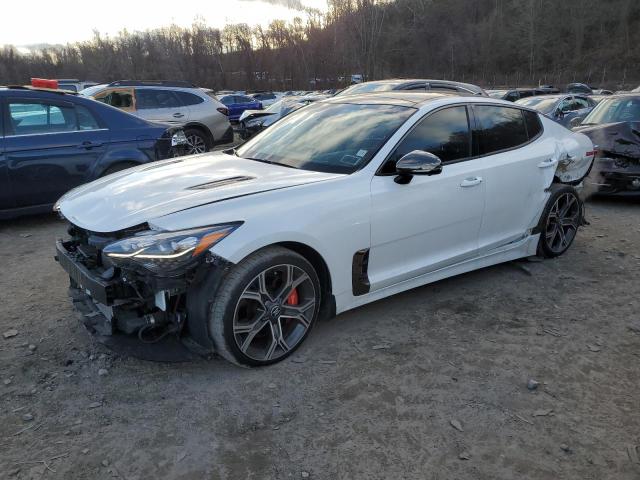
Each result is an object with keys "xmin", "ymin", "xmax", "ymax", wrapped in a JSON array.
[{"xmin": 368, "ymin": 105, "xmax": 486, "ymax": 291}]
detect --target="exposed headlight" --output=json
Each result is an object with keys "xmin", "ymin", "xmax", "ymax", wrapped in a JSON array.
[
  {"xmin": 171, "ymin": 130, "xmax": 188, "ymax": 146},
  {"xmin": 103, "ymin": 223, "xmax": 241, "ymax": 273}
]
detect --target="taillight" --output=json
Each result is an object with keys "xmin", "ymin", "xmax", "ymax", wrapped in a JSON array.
[
  {"xmin": 217, "ymin": 107, "xmax": 229, "ymax": 116},
  {"xmin": 586, "ymin": 150, "xmax": 597, "ymax": 157}
]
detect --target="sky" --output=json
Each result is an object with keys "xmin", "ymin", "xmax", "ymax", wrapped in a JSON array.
[{"xmin": 0, "ymin": 0, "xmax": 328, "ymax": 48}]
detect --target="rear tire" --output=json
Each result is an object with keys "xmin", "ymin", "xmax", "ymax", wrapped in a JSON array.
[
  {"xmin": 208, "ymin": 246, "xmax": 321, "ymax": 367},
  {"xmin": 537, "ymin": 184, "xmax": 582, "ymax": 258},
  {"xmin": 185, "ymin": 128, "xmax": 211, "ymax": 155}
]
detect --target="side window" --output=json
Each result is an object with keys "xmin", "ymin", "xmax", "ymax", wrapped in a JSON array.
[
  {"xmin": 518, "ymin": 90, "xmax": 535, "ymax": 99},
  {"xmin": 76, "ymin": 105, "xmax": 100, "ymax": 130},
  {"xmin": 7, "ymin": 101, "xmax": 77, "ymax": 136},
  {"xmin": 135, "ymin": 89, "xmax": 181, "ymax": 109},
  {"xmin": 381, "ymin": 106, "xmax": 471, "ymax": 173},
  {"xmin": 236, "ymin": 96, "xmax": 253, "ymax": 104},
  {"xmin": 174, "ymin": 91, "xmax": 204, "ymax": 106},
  {"xmin": 559, "ymin": 98, "xmax": 573, "ymax": 112},
  {"xmin": 574, "ymin": 97, "xmax": 590, "ymax": 109},
  {"xmin": 219, "ymin": 96, "xmax": 233, "ymax": 106},
  {"xmin": 522, "ymin": 110, "xmax": 543, "ymax": 140},
  {"xmin": 95, "ymin": 89, "xmax": 134, "ymax": 110},
  {"xmin": 474, "ymin": 105, "xmax": 529, "ymax": 155}
]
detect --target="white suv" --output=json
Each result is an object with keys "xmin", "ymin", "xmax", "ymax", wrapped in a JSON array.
[{"xmin": 86, "ymin": 81, "xmax": 233, "ymax": 155}]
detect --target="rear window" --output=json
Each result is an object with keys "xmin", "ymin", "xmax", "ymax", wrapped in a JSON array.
[
  {"xmin": 474, "ymin": 105, "xmax": 529, "ymax": 155},
  {"xmin": 175, "ymin": 91, "xmax": 205, "ymax": 106},
  {"xmin": 523, "ymin": 110, "xmax": 543, "ymax": 139}
]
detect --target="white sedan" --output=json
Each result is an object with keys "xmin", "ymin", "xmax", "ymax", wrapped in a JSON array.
[{"xmin": 55, "ymin": 92, "xmax": 594, "ymax": 367}]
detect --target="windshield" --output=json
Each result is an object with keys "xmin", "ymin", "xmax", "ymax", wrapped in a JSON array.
[
  {"xmin": 515, "ymin": 96, "xmax": 560, "ymax": 113},
  {"xmin": 582, "ymin": 96, "xmax": 640, "ymax": 125},
  {"xmin": 335, "ymin": 82, "xmax": 402, "ymax": 96},
  {"xmin": 488, "ymin": 90, "xmax": 508, "ymax": 98},
  {"xmin": 235, "ymin": 102, "xmax": 415, "ymax": 174}
]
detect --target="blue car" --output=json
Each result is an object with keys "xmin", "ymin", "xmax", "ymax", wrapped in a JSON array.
[
  {"xmin": 217, "ymin": 94, "xmax": 262, "ymax": 122},
  {"xmin": 0, "ymin": 86, "xmax": 188, "ymax": 219}
]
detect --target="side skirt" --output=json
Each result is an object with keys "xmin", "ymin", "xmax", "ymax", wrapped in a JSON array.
[{"xmin": 337, "ymin": 233, "xmax": 540, "ymax": 314}]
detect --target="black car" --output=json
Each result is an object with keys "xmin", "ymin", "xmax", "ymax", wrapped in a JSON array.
[
  {"xmin": 0, "ymin": 86, "xmax": 188, "ymax": 219},
  {"xmin": 335, "ymin": 79, "xmax": 487, "ymax": 97},
  {"xmin": 573, "ymin": 94, "xmax": 640, "ymax": 193},
  {"xmin": 487, "ymin": 87, "xmax": 559, "ymax": 102}
]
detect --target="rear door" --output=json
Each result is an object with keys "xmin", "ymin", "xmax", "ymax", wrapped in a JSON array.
[
  {"xmin": 471, "ymin": 105, "xmax": 555, "ymax": 253},
  {"xmin": 4, "ymin": 98, "xmax": 109, "ymax": 208},
  {"xmin": 134, "ymin": 88, "xmax": 189, "ymax": 125}
]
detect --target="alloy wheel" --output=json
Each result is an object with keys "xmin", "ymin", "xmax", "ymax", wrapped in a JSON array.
[
  {"xmin": 545, "ymin": 192, "xmax": 580, "ymax": 254},
  {"xmin": 186, "ymin": 134, "xmax": 207, "ymax": 154},
  {"xmin": 232, "ymin": 264, "xmax": 316, "ymax": 362}
]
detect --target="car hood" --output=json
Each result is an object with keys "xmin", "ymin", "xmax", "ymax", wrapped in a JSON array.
[
  {"xmin": 57, "ymin": 153, "xmax": 342, "ymax": 232},
  {"xmin": 573, "ymin": 121, "xmax": 640, "ymax": 159}
]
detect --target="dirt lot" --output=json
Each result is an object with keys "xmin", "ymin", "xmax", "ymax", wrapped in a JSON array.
[{"xmin": 1, "ymin": 195, "xmax": 639, "ymax": 480}]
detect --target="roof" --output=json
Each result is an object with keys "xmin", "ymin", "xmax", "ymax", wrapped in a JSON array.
[
  {"xmin": 323, "ymin": 91, "xmax": 454, "ymax": 107},
  {"xmin": 0, "ymin": 85, "xmax": 77, "ymax": 96}
]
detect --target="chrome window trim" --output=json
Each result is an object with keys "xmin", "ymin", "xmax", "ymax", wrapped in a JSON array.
[{"xmin": 5, "ymin": 128, "xmax": 109, "ymax": 139}]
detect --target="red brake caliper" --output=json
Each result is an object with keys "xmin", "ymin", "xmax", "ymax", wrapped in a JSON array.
[{"xmin": 286, "ymin": 288, "xmax": 299, "ymax": 306}]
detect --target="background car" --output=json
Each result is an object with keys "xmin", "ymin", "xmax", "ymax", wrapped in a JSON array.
[
  {"xmin": 250, "ymin": 92, "xmax": 280, "ymax": 107},
  {"xmin": 487, "ymin": 87, "xmax": 558, "ymax": 102},
  {"xmin": 573, "ymin": 94, "xmax": 640, "ymax": 193},
  {"xmin": 218, "ymin": 94, "xmax": 263, "ymax": 122},
  {"xmin": 85, "ymin": 80, "xmax": 232, "ymax": 155},
  {"xmin": 335, "ymin": 79, "xmax": 488, "ymax": 97},
  {"xmin": 515, "ymin": 94, "xmax": 597, "ymax": 127},
  {"xmin": 567, "ymin": 83, "xmax": 593, "ymax": 94},
  {"xmin": 0, "ymin": 85, "xmax": 187, "ymax": 219},
  {"xmin": 238, "ymin": 94, "xmax": 329, "ymax": 139}
]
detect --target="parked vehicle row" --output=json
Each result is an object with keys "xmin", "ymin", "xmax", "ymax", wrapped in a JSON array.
[{"xmin": 53, "ymin": 91, "xmax": 595, "ymax": 367}]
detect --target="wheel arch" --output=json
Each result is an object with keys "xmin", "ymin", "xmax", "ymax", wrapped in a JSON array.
[{"xmin": 184, "ymin": 122, "xmax": 214, "ymax": 144}]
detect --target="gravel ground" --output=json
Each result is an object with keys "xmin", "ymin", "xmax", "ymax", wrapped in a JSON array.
[{"xmin": 1, "ymin": 195, "xmax": 639, "ymax": 480}]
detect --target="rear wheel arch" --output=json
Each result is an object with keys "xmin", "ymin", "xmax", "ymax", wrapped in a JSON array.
[{"xmin": 184, "ymin": 122, "xmax": 214, "ymax": 145}]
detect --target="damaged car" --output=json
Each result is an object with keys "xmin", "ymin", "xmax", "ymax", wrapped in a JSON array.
[
  {"xmin": 54, "ymin": 93, "xmax": 594, "ymax": 367},
  {"xmin": 572, "ymin": 94, "xmax": 640, "ymax": 193}
]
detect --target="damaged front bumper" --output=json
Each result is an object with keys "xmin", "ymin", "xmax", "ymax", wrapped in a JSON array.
[
  {"xmin": 595, "ymin": 157, "xmax": 640, "ymax": 192},
  {"xmin": 55, "ymin": 235, "xmax": 231, "ymax": 360}
]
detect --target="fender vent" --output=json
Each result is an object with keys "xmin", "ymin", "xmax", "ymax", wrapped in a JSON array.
[
  {"xmin": 188, "ymin": 176, "xmax": 254, "ymax": 190},
  {"xmin": 352, "ymin": 249, "xmax": 370, "ymax": 296}
]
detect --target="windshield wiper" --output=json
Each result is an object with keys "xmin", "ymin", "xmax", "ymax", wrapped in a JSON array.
[{"xmin": 243, "ymin": 157, "xmax": 298, "ymax": 169}]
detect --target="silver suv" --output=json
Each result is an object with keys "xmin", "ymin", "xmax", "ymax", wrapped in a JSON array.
[{"xmin": 85, "ymin": 81, "xmax": 233, "ymax": 155}]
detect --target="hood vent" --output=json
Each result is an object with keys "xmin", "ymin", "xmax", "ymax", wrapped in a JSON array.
[{"xmin": 188, "ymin": 176, "xmax": 255, "ymax": 190}]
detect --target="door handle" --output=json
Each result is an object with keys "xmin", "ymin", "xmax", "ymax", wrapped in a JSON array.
[
  {"xmin": 537, "ymin": 158, "xmax": 558, "ymax": 168},
  {"xmin": 77, "ymin": 141, "xmax": 103, "ymax": 149},
  {"xmin": 460, "ymin": 177, "xmax": 483, "ymax": 187},
  {"xmin": 173, "ymin": 113, "xmax": 185, "ymax": 118}
]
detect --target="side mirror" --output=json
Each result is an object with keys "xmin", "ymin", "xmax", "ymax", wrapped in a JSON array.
[
  {"xmin": 569, "ymin": 116, "xmax": 584, "ymax": 128},
  {"xmin": 394, "ymin": 150, "xmax": 443, "ymax": 184}
]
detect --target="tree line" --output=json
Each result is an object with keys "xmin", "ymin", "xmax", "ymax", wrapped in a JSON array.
[{"xmin": 1, "ymin": 0, "xmax": 639, "ymax": 91}]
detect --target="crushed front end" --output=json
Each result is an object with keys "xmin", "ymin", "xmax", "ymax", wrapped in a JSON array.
[{"xmin": 55, "ymin": 222, "xmax": 237, "ymax": 358}]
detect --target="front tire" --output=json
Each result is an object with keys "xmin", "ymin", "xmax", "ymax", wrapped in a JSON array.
[
  {"xmin": 537, "ymin": 184, "xmax": 582, "ymax": 258},
  {"xmin": 208, "ymin": 247, "xmax": 321, "ymax": 367}
]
